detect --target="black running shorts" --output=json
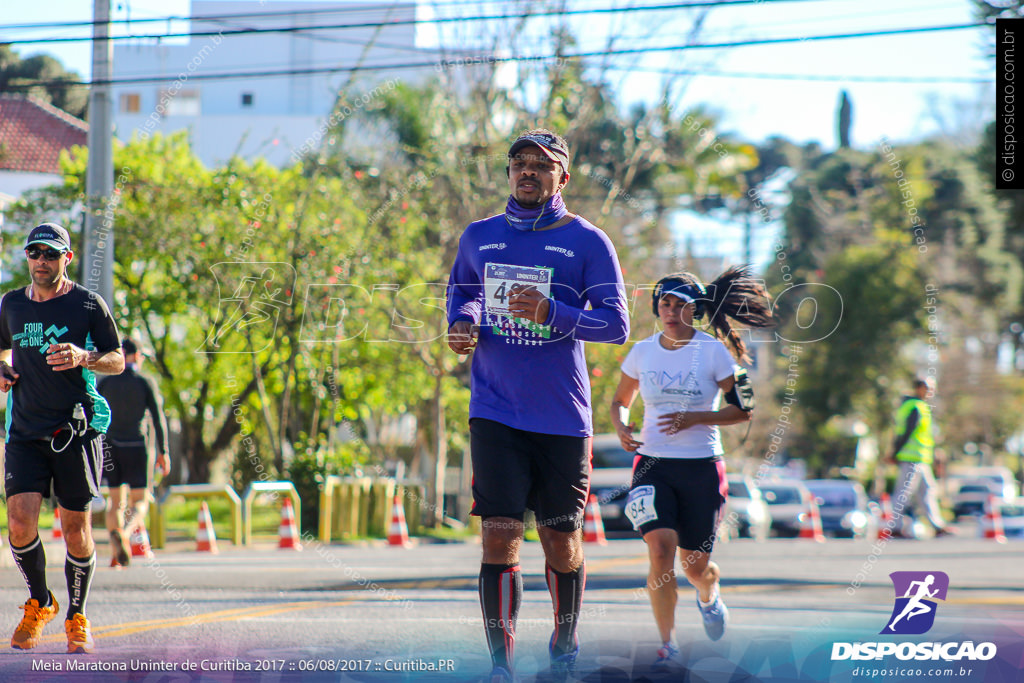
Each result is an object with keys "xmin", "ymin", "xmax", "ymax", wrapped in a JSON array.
[
  {"xmin": 469, "ymin": 418, "xmax": 591, "ymax": 533},
  {"xmin": 4, "ymin": 431, "xmax": 106, "ymax": 511},
  {"xmin": 629, "ymin": 454, "xmax": 728, "ymax": 551},
  {"xmin": 104, "ymin": 440, "xmax": 151, "ymax": 489}
]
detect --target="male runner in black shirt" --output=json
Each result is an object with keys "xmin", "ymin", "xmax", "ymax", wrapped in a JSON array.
[
  {"xmin": 0, "ymin": 223, "xmax": 124, "ymax": 654},
  {"xmin": 98, "ymin": 337, "xmax": 170, "ymax": 566}
]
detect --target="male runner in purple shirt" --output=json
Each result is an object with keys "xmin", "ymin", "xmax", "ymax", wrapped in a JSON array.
[{"xmin": 447, "ymin": 129, "xmax": 629, "ymax": 682}]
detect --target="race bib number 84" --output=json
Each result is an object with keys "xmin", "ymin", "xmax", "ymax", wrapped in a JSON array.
[{"xmin": 625, "ymin": 485, "xmax": 657, "ymax": 529}]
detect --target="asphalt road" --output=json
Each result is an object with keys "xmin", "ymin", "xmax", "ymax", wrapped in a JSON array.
[{"xmin": 0, "ymin": 523, "xmax": 1019, "ymax": 683}]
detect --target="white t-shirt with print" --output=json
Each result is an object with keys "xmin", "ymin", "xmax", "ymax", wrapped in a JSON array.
[{"xmin": 620, "ymin": 330, "xmax": 738, "ymax": 459}]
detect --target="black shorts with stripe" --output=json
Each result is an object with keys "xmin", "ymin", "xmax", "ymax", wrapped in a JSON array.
[
  {"xmin": 4, "ymin": 430, "xmax": 106, "ymax": 511},
  {"xmin": 630, "ymin": 454, "xmax": 728, "ymax": 551},
  {"xmin": 469, "ymin": 418, "xmax": 591, "ymax": 532}
]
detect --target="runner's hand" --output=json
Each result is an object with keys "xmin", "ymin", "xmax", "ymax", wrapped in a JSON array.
[
  {"xmin": 156, "ymin": 452, "xmax": 170, "ymax": 477},
  {"xmin": 46, "ymin": 343, "xmax": 85, "ymax": 371},
  {"xmin": 658, "ymin": 411, "xmax": 693, "ymax": 435},
  {"xmin": 616, "ymin": 422, "xmax": 643, "ymax": 452},
  {"xmin": 447, "ymin": 321, "xmax": 479, "ymax": 354},
  {"xmin": 0, "ymin": 361, "xmax": 18, "ymax": 392},
  {"xmin": 508, "ymin": 284, "xmax": 550, "ymax": 324}
]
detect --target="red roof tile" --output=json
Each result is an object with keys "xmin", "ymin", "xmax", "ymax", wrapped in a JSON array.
[{"xmin": 0, "ymin": 94, "xmax": 88, "ymax": 175}]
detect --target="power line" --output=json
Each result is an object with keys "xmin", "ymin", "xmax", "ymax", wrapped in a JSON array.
[
  {"xmin": 4, "ymin": 22, "xmax": 986, "ymax": 90},
  {"xmin": 106, "ymin": 59, "xmax": 994, "ymax": 87},
  {"xmin": 0, "ymin": 0, "xmax": 843, "ymax": 46},
  {"xmin": 603, "ymin": 64, "xmax": 993, "ymax": 84}
]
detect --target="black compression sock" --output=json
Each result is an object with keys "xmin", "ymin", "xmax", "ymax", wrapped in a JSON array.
[
  {"xmin": 11, "ymin": 537, "xmax": 50, "ymax": 606},
  {"xmin": 546, "ymin": 562, "xmax": 585, "ymax": 656},
  {"xmin": 65, "ymin": 553, "xmax": 96, "ymax": 619},
  {"xmin": 479, "ymin": 563, "xmax": 522, "ymax": 671}
]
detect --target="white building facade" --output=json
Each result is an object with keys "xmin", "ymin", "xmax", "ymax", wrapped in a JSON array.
[{"xmin": 112, "ymin": 1, "xmax": 432, "ymax": 166}]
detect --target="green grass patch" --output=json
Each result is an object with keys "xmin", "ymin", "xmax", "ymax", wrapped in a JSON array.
[{"xmin": 160, "ymin": 494, "xmax": 293, "ymax": 541}]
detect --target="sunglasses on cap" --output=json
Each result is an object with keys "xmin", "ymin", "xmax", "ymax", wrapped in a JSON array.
[{"xmin": 25, "ymin": 246, "xmax": 67, "ymax": 261}]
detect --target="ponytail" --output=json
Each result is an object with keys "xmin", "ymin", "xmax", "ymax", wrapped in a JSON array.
[
  {"xmin": 703, "ymin": 265, "xmax": 774, "ymax": 363},
  {"xmin": 655, "ymin": 266, "xmax": 773, "ymax": 363}
]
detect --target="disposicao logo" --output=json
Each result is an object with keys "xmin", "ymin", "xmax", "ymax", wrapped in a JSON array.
[
  {"xmin": 832, "ymin": 570, "xmax": 997, "ymax": 663},
  {"xmin": 881, "ymin": 570, "xmax": 948, "ymax": 635}
]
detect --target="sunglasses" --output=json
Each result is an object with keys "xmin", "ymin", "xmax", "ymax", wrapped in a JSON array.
[{"xmin": 25, "ymin": 247, "xmax": 66, "ymax": 261}]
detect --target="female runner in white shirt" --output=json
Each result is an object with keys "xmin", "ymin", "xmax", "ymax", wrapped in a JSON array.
[{"xmin": 610, "ymin": 267, "xmax": 772, "ymax": 668}]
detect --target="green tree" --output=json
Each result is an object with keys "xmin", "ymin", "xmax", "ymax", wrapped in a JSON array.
[
  {"xmin": 0, "ymin": 46, "xmax": 87, "ymax": 119},
  {"xmin": 8, "ymin": 132, "xmax": 376, "ymax": 484},
  {"xmin": 785, "ymin": 244, "xmax": 926, "ymax": 472},
  {"xmin": 758, "ymin": 126, "xmax": 1024, "ymax": 477}
]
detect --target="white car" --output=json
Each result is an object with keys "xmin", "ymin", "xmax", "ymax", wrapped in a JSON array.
[
  {"xmin": 759, "ymin": 479, "xmax": 813, "ymax": 538},
  {"xmin": 723, "ymin": 474, "xmax": 772, "ymax": 542},
  {"xmin": 953, "ymin": 479, "xmax": 1007, "ymax": 518},
  {"xmin": 947, "ymin": 467, "xmax": 1019, "ymax": 504},
  {"xmin": 977, "ymin": 498, "xmax": 1024, "ymax": 539}
]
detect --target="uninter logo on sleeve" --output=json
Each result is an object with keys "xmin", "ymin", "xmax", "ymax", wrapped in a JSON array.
[{"xmin": 544, "ymin": 245, "xmax": 574, "ymax": 257}]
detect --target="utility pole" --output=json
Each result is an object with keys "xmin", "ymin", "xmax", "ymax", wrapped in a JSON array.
[
  {"xmin": 744, "ymin": 209, "xmax": 752, "ymax": 267},
  {"xmin": 82, "ymin": 0, "xmax": 114, "ymax": 308}
]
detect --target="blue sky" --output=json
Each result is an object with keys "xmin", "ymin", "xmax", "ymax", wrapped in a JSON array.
[
  {"xmin": 1, "ymin": 0, "xmax": 995, "ymax": 267},
  {"xmin": 3, "ymin": 0, "xmax": 993, "ymax": 145}
]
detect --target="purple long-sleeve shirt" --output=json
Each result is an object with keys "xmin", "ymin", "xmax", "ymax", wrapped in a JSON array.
[{"xmin": 446, "ymin": 213, "xmax": 629, "ymax": 436}]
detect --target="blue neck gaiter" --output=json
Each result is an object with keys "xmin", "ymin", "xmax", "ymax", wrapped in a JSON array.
[{"xmin": 505, "ymin": 193, "xmax": 569, "ymax": 231}]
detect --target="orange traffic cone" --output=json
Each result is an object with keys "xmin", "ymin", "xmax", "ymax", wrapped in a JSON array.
[
  {"xmin": 52, "ymin": 508, "xmax": 63, "ymax": 540},
  {"xmin": 798, "ymin": 491, "xmax": 826, "ymax": 542},
  {"xmin": 130, "ymin": 524, "xmax": 155, "ymax": 559},
  {"xmin": 876, "ymin": 492, "xmax": 895, "ymax": 540},
  {"xmin": 278, "ymin": 498, "xmax": 302, "ymax": 550},
  {"xmin": 983, "ymin": 495, "xmax": 1007, "ymax": 544},
  {"xmin": 583, "ymin": 494, "xmax": 608, "ymax": 545},
  {"xmin": 196, "ymin": 501, "xmax": 219, "ymax": 553},
  {"xmin": 387, "ymin": 494, "xmax": 412, "ymax": 547}
]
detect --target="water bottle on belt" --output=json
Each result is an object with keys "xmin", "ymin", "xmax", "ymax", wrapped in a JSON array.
[
  {"xmin": 72, "ymin": 402, "xmax": 87, "ymax": 437},
  {"xmin": 51, "ymin": 403, "xmax": 88, "ymax": 453}
]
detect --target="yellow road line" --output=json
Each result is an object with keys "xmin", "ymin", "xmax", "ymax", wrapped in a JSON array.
[
  {"xmin": 946, "ymin": 596, "xmax": 1024, "ymax": 606},
  {"xmin": 39, "ymin": 600, "xmax": 354, "ymax": 644},
  {"xmin": 586, "ymin": 555, "xmax": 648, "ymax": 571}
]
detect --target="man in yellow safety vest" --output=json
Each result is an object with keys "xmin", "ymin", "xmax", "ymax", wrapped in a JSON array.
[{"xmin": 888, "ymin": 378, "xmax": 953, "ymax": 538}]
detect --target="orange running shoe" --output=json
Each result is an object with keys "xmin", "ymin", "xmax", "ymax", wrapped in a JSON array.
[
  {"xmin": 65, "ymin": 613, "xmax": 94, "ymax": 654},
  {"xmin": 11, "ymin": 592, "xmax": 59, "ymax": 649}
]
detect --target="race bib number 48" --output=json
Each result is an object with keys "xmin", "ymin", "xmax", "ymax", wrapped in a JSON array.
[
  {"xmin": 484, "ymin": 263, "xmax": 553, "ymax": 339},
  {"xmin": 625, "ymin": 485, "xmax": 657, "ymax": 529},
  {"xmin": 484, "ymin": 263, "xmax": 552, "ymax": 313}
]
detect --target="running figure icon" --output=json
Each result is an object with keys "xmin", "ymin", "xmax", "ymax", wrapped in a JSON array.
[
  {"xmin": 888, "ymin": 574, "xmax": 938, "ymax": 631},
  {"xmin": 881, "ymin": 570, "xmax": 949, "ymax": 635}
]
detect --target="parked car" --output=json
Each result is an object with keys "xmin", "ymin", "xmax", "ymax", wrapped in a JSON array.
[
  {"xmin": 953, "ymin": 480, "xmax": 1006, "ymax": 518},
  {"xmin": 723, "ymin": 474, "xmax": 772, "ymax": 541},
  {"xmin": 804, "ymin": 479, "xmax": 876, "ymax": 539},
  {"xmin": 977, "ymin": 497, "xmax": 1024, "ymax": 539},
  {"xmin": 589, "ymin": 434, "xmax": 637, "ymax": 532},
  {"xmin": 961, "ymin": 467, "xmax": 1018, "ymax": 499},
  {"xmin": 759, "ymin": 479, "xmax": 813, "ymax": 537},
  {"xmin": 946, "ymin": 467, "xmax": 1019, "ymax": 504}
]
